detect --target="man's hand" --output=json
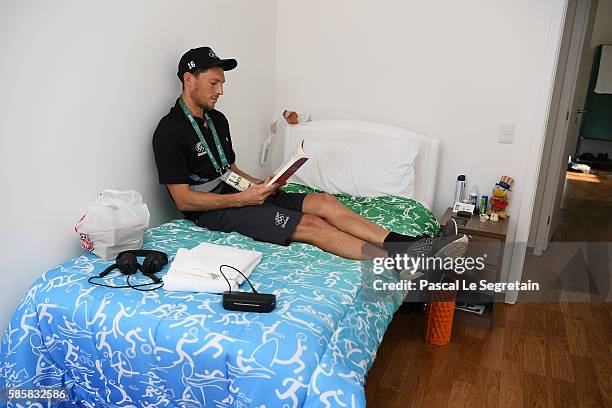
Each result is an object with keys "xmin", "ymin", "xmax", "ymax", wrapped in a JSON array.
[
  {"xmin": 238, "ymin": 182, "xmax": 278, "ymax": 206},
  {"xmin": 260, "ymin": 175, "xmax": 274, "ymax": 185},
  {"xmin": 260, "ymin": 175, "xmax": 286, "ymax": 188}
]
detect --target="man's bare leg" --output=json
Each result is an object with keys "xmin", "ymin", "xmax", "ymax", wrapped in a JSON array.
[
  {"xmin": 302, "ymin": 193, "xmax": 394, "ymax": 245},
  {"xmin": 291, "ymin": 214, "xmax": 387, "ymax": 260},
  {"xmin": 292, "ymin": 212, "xmax": 468, "ymax": 266}
]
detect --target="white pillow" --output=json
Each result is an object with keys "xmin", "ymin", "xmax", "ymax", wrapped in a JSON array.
[{"xmin": 292, "ymin": 137, "xmax": 421, "ymax": 198}]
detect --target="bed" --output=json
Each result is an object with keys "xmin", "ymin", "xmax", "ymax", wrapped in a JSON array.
[{"xmin": 0, "ymin": 121, "xmax": 440, "ymax": 408}]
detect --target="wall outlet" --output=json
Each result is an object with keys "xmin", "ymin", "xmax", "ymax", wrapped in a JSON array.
[{"xmin": 498, "ymin": 120, "xmax": 515, "ymax": 144}]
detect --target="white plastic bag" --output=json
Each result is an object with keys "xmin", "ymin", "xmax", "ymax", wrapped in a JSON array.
[{"xmin": 75, "ymin": 190, "xmax": 150, "ymax": 260}]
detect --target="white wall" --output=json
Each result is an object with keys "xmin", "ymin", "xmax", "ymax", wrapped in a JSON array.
[
  {"xmin": 0, "ymin": 0, "xmax": 276, "ymax": 330},
  {"xmin": 0, "ymin": 0, "xmax": 569, "ymax": 329},
  {"xmin": 273, "ymin": 0, "xmax": 562, "ymax": 221}
]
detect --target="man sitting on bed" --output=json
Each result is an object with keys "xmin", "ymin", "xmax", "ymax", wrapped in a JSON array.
[{"xmin": 153, "ymin": 47, "xmax": 468, "ymax": 264}]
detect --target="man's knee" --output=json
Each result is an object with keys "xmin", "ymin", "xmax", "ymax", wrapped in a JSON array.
[
  {"xmin": 308, "ymin": 192, "xmax": 340, "ymax": 211},
  {"xmin": 319, "ymin": 192, "xmax": 339, "ymax": 205},
  {"xmin": 296, "ymin": 214, "xmax": 335, "ymax": 233}
]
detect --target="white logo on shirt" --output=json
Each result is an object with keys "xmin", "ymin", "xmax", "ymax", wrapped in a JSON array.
[
  {"xmin": 195, "ymin": 142, "xmax": 206, "ymax": 157},
  {"xmin": 275, "ymin": 212, "xmax": 290, "ymax": 229}
]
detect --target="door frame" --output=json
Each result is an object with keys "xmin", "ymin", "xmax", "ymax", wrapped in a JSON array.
[
  {"xmin": 532, "ymin": 0, "xmax": 593, "ymax": 256},
  {"xmin": 503, "ymin": 0, "xmax": 592, "ymax": 303}
]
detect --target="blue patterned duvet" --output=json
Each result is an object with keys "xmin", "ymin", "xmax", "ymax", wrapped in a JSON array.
[{"xmin": 1, "ymin": 185, "xmax": 438, "ymax": 407}]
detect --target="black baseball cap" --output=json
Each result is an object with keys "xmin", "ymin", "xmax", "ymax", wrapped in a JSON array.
[{"xmin": 177, "ymin": 47, "xmax": 237, "ymax": 81}]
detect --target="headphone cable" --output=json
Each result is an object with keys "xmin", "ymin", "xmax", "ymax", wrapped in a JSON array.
[
  {"xmin": 127, "ymin": 273, "xmax": 164, "ymax": 292},
  {"xmin": 89, "ymin": 262, "xmax": 251, "ymax": 294},
  {"xmin": 219, "ymin": 264, "xmax": 258, "ymax": 293},
  {"xmin": 88, "ymin": 265, "xmax": 163, "ymax": 291}
]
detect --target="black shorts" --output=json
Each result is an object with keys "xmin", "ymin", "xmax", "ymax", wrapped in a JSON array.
[{"xmin": 194, "ymin": 187, "xmax": 307, "ymax": 246}]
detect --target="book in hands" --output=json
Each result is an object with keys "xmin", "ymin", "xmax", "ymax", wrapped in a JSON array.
[{"xmin": 266, "ymin": 141, "xmax": 308, "ymax": 187}]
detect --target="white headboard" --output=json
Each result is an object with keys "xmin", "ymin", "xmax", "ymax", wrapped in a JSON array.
[{"xmin": 283, "ymin": 120, "xmax": 440, "ymax": 210}]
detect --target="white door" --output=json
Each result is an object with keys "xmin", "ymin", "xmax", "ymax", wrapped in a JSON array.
[{"xmin": 533, "ymin": 0, "xmax": 593, "ymax": 255}]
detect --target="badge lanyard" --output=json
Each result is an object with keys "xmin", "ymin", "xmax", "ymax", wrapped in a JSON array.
[{"xmin": 178, "ymin": 97, "xmax": 229, "ymax": 175}]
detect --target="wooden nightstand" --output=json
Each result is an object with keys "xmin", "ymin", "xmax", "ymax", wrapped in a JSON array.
[{"xmin": 439, "ymin": 207, "xmax": 509, "ymax": 331}]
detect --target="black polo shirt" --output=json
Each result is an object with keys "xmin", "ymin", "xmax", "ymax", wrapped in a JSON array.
[{"xmin": 152, "ymin": 98, "xmax": 236, "ymax": 220}]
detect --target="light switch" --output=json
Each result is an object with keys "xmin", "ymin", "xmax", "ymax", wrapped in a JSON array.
[{"xmin": 499, "ymin": 120, "xmax": 515, "ymax": 144}]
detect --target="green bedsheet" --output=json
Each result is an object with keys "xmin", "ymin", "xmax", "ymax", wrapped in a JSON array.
[{"xmin": 282, "ymin": 183, "xmax": 439, "ymax": 237}]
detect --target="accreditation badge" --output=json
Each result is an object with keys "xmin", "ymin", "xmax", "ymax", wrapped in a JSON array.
[{"xmin": 220, "ymin": 170, "xmax": 255, "ymax": 191}]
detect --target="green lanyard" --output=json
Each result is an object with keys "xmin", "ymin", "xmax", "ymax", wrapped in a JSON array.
[{"xmin": 178, "ymin": 97, "xmax": 229, "ymax": 174}]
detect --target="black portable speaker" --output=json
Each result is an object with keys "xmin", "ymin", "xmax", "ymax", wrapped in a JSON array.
[{"xmin": 222, "ymin": 291, "xmax": 276, "ymax": 313}]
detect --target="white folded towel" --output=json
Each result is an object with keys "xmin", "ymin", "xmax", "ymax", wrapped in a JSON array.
[
  {"xmin": 164, "ymin": 272, "xmax": 237, "ymax": 293},
  {"xmin": 594, "ymin": 45, "xmax": 612, "ymax": 94},
  {"xmin": 163, "ymin": 243, "xmax": 262, "ymax": 293}
]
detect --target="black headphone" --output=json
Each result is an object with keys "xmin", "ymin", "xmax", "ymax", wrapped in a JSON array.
[{"xmin": 88, "ymin": 250, "xmax": 168, "ymax": 291}]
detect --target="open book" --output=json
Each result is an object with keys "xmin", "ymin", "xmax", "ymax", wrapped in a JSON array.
[{"xmin": 266, "ymin": 141, "xmax": 308, "ymax": 187}]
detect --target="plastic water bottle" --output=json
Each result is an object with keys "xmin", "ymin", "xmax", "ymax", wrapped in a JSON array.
[
  {"xmin": 469, "ymin": 185, "xmax": 479, "ymax": 213},
  {"xmin": 453, "ymin": 175, "xmax": 466, "ymax": 205}
]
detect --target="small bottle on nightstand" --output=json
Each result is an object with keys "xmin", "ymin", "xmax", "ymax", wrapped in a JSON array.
[{"xmin": 469, "ymin": 185, "xmax": 479, "ymax": 214}]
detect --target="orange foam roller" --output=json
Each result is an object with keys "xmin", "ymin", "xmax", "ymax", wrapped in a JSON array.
[{"xmin": 424, "ymin": 292, "xmax": 456, "ymax": 346}]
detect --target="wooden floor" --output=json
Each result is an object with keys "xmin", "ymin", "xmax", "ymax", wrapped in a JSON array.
[
  {"xmin": 364, "ymin": 170, "xmax": 612, "ymax": 407},
  {"xmin": 364, "ymin": 302, "xmax": 611, "ymax": 407},
  {"xmin": 553, "ymin": 170, "xmax": 612, "ymax": 242}
]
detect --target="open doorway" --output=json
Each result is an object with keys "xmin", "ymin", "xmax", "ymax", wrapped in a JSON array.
[
  {"xmin": 522, "ymin": 0, "xmax": 612, "ymax": 304},
  {"xmin": 529, "ymin": 0, "xmax": 612, "ymax": 255}
]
